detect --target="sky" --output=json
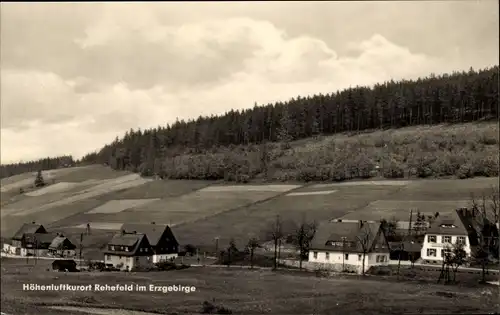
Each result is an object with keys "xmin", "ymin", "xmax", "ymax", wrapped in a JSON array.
[{"xmin": 1, "ymin": 1, "xmax": 499, "ymax": 164}]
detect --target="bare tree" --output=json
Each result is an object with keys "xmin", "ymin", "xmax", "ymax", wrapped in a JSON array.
[
  {"xmin": 472, "ymin": 241, "xmax": 490, "ymax": 283},
  {"xmin": 266, "ymin": 215, "xmax": 285, "ymax": 270},
  {"xmin": 356, "ymin": 223, "xmax": 372, "ymax": 276},
  {"xmin": 291, "ymin": 219, "xmax": 317, "ymax": 270},
  {"xmin": 489, "ymin": 185, "xmax": 499, "ymax": 226},
  {"xmin": 246, "ymin": 237, "xmax": 260, "ymax": 269}
]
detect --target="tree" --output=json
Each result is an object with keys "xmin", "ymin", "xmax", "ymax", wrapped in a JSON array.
[
  {"xmin": 412, "ymin": 211, "xmax": 427, "ymax": 235},
  {"xmin": 356, "ymin": 222, "xmax": 372, "ymax": 276},
  {"xmin": 472, "ymin": 241, "xmax": 490, "ymax": 283},
  {"xmin": 266, "ymin": 215, "xmax": 285, "ymax": 270},
  {"xmin": 226, "ymin": 238, "xmax": 238, "ymax": 267},
  {"xmin": 34, "ymin": 170, "xmax": 45, "ymax": 188},
  {"xmin": 277, "ymin": 106, "xmax": 293, "ymax": 147},
  {"xmin": 246, "ymin": 237, "xmax": 260, "ymax": 269},
  {"xmin": 291, "ymin": 219, "xmax": 317, "ymax": 270},
  {"xmin": 449, "ymin": 242, "xmax": 468, "ymax": 282},
  {"xmin": 380, "ymin": 217, "xmax": 399, "ymax": 242}
]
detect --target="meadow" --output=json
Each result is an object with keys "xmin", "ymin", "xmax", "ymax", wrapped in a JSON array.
[{"xmin": 1, "ymin": 258, "xmax": 498, "ymax": 315}]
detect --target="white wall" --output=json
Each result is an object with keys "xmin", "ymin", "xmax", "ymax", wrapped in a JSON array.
[
  {"xmin": 153, "ymin": 253, "xmax": 178, "ymax": 263},
  {"xmin": 421, "ymin": 234, "xmax": 471, "ymax": 262},
  {"xmin": 105, "ymin": 254, "xmax": 153, "ymax": 271},
  {"xmin": 308, "ymin": 250, "xmax": 389, "ymax": 273}
]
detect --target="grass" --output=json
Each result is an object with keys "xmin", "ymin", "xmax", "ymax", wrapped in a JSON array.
[
  {"xmin": 1, "ymin": 258, "xmax": 498, "ymax": 315},
  {"xmin": 173, "ymin": 184, "xmax": 402, "ymax": 249}
]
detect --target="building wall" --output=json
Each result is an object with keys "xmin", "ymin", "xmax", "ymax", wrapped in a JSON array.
[
  {"xmin": 308, "ymin": 250, "xmax": 389, "ymax": 274},
  {"xmin": 153, "ymin": 253, "xmax": 178, "ymax": 263},
  {"xmin": 3, "ymin": 244, "xmax": 20, "ymax": 255},
  {"xmin": 105, "ymin": 254, "xmax": 153, "ymax": 271},
  {"xmin": 50, "ymin": 249, "xmax": 77, "ymax": 258},
  {"xmin": 420, "ymin": 234, "xmax": 471, "ymax": 263}
]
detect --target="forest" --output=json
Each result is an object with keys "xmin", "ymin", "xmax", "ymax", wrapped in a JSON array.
[{"xmin": 1, "ymin": 66, "xmax": 498, "ymax": 181}]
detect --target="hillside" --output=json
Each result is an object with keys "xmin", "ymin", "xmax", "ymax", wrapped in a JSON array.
[
  {"xmin": 1, "ymin": 66, "xmax": 498, "ymax": 182},
  {"xmin": 1, "ymin": 123, "xmax": 498, "ymax": 257}
]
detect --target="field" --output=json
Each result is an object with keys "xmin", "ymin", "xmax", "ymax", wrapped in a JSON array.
[
  {"xmin": 1, "ymin": 258, "xmax": 498, "ymax": 315},
  {"xmin": 1, "ymin": 163, "xmax": 498, "ymax": 254}
]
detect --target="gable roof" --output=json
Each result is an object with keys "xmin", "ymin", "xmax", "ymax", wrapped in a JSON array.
[
  {"xmin": 104, "ymin": 232, "xmax": 151, "ymax": 256},
  {"xmin": 121, "ymin": 223, "xmax": 177, "ymax": 246},
  {"xmin": 24, "ymin": 232, "xmax": 58, "ymax": 245},
  {"xmin": 49, "ymin": 236, "xmax": 75, "ymax": 250},
  {"xmin": 426, "ymin": 208, "xmax": 497, "ymax": 237},
  {"xmin": 426, "ymin": 210, "xmax": 469, "ymax": 236},
  {"xmin": 13, "ymin": 223, "xmax": 46, "ymax": 240},
  {"xmin": 310, "ymin": 221, "xmax": 385, "ymax": 253}
]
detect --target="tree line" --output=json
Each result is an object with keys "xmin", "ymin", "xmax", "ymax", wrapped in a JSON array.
[
  {"xmin": 1, "ymin": 66, "xmax": 498, "ymax": 180},
  {"xmin": 0, "ymin": 156, "xmax": 75, "ymax": 179},
  {"xmin": 79, "ymin": 66, "xmax": 499, "ymax": 179}
]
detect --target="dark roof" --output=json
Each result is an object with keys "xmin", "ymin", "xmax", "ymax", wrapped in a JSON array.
[
  {"xmin": 13, "ymin": 223, "xmax": 46, "ymax": 240},
  {"xmin": 121, "ymin": 223, "xmax": 176, "ymax": 246},
  {"xmin": 104, "ymin": 233, "xmax": 150, "ymax": 256},
  {"xmin": 49, "ymin": 236, "xmax": 75, "ymax": 250},
  {"xmin": 108, "ymin": 233, "xmax": 145, "ymax": 247},
  {"xmin": 427, "ymin": 208, "xmax": 498, "ymax": 238},
  {"xmin": 310, "ymin": 221, "xmax": 384, "ymax": 253},
  {"xmin": 389, "ymin": 241, "xmax": 422, "ymax": 253},
  {"xmin": 25, "ymin": 232, "xmax": 58, "ymax": 245},
  {"xmin": 426, "ymin": 210, "xmax": 469, "ymax": 236}
]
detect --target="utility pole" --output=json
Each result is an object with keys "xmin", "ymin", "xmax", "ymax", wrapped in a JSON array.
[
  {"xmin": 79, "ymin": 233, "xmax": 83, "ymax": 264},
  {"xmin": 214, "ymin": 237, "xmax": 219, "ymax": 258},
  {"xmin": 408, "ymin": 209, "xmax": 413, "ymax": 236},
  {"xmin": 342, "ymin": 237, "xmax": 346, "ymax": 271}
]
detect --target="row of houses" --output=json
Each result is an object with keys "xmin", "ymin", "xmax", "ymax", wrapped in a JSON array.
[
  {"xmin": 3, "ymin": 223, "xmax": 77, "ymax": 257},
  {"xmin": 4, "ymin": 206, "xmax": 497, "ymax": 273},
  {"xmin": 3, "ymin": 222, "xmax": 180, "ymax": 271},
  {"xmin": 307, "ymin": 207, "xmax": 498, "ymax": 272}
]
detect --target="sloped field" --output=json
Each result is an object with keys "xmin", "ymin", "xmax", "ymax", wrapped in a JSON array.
[{"xmin": 173, "ymin": 184, "xmax": 403, "ymax": 248}]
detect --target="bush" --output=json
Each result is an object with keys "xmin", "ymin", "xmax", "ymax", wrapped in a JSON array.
[{"xmin": 201, "ymin": 300, "xmax": 233, "ymax": 314}]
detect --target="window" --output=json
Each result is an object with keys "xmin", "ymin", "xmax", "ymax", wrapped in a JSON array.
[
  {"xmin": 441, "ymin": 249, "xmax": 450, "ymax": 258},
  {"xmin": 457, "ymin": 236, "xmax": 466, "ymax": 245},
  {"xmin": 344, "ymin": 254, "xmax": 349, "ymax": 260},
  {"xmin": 427, "ymin": 249, "xmax": 437, "ymax": 257},
  {"xmin": 313, "ymin": 251, "xmax": 318, "ymax": 259},
  {"xmin": 358, "ymin": 254, "xmax": 362, "ymax": 261},
  {"xmin": 376, "ymin": 255, "xmax": 386, "ymax": 263},
  {"xmin": 442, "ymin": 236, "xmax": 451, "ymax": 243},
  {"xmin": 428, "ymin": 235, "xmax": 437, "ymax": 243},
  {"xmin": 325, "ymin": 252, "xmax": 330, "ymax": 260},
  {"xmin": 125, "ymin": 247, "xmax": 129, "ymax": 252},
  {"xmin": 110, "ymin": 245, "xmax": 115, "ymax": 251},
  {"xmin": 135, "ymin": 257, "xmax": 139, "ymax": 262},
  {"xmin": 106, "ymin": 255, "xmax": 111, "ymax": 261}
]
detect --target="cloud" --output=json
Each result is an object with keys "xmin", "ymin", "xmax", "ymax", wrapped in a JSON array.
[{"xmin": 1, "ymin": 3, "xmax": 498, "ymax": 164}]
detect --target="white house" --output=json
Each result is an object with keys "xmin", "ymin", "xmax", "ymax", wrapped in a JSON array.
[
  {"xmin": 421, "ymin": 207, "xmax": 498, "ymax": 264},
  {"xmin": 103, "ymin": 232, "xmax": 154, "ymax": 271},
  {"xmin": 308, "ymin": 221, "xmax": 390, "ymax": 274}
]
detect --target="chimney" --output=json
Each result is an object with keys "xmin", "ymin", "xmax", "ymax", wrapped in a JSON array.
[{"xmin": 359, "ymin": 220, "xmax": 364, "ymax": 229}]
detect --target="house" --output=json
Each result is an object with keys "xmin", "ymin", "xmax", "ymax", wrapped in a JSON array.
[
  {"xmin": 24, "ymin": 232, "xmax": 59, "ymax": 256},
  {"xmin": 3, "ymin": 223, "xmax": 48, "ymax": 256},
  {"xmin": 48, "ymin": 235, "xmax": 77, "ymax": 258},
  {"xmin": 121, "ymin": 222, "xmax": 179, "ymax": 263},
  {"xmin": 389, "ymin": 239, "xmax": 422, "ymax": 262},
  {"xmin": 308, "ymin": 220, "xmax": 391, "ymax": 274},
  {"xmin": 421, "ymin": 207, "xmax": 499, "ymax": 264},
  {"xmin": 103, "ymin": 231, "xmax": 154, "ymax": 271}
]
